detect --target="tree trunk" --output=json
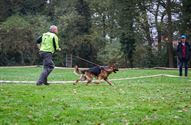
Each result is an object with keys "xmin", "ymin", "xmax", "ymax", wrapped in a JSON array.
[
  {"xmin": 102, "ymin": 13, "xmax": 106, "ymax": 38},
  {"xmin": 66, "ymin": 53, "xmax": 73, "ymax": 67},
  {"xmin": 142, "ymin": 15, "xmax": 152, "ymax": 52},
  {"xmin": 19, "ymin": 51, "xmax": 25, "ymax": 65},
  {"xmin": 166, "ymin": 0, "xmax": 174, "ymax": 67},
  {"xmin": 155, "ymin": 0, "xmax": 161, "ymax": 51}
]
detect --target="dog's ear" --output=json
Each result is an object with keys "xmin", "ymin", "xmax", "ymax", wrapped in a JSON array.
[
  {"xmin": 108, "ymin": 64, "xmax": 115, "ymax": 68},
  {"xmin": 108, "ymin": 64, "xmax": 112, "ymax": 67}
]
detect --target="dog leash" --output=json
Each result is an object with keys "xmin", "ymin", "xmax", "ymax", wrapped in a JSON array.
[{"xmin": 74, "ymin": 55, "xmax": 101, "ymax": 66}]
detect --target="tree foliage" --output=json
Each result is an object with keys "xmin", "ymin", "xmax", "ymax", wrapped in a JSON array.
[{"xmin": 0, "ymin": 0, "xmax": 189, "ymax": 67}]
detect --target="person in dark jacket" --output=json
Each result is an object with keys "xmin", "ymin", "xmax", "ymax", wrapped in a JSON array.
[{"xmin": 177, "ymin": 34, "xmax": 191, "ymax": 77}]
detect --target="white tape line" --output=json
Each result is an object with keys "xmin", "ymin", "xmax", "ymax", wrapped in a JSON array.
[
  {"xmin": 0, "ymin": 74, "xmax": 179, "ymax": 84},
  {"xmin": 110, "ymin": 74, "xmax": 162, "ymax": 81},
  {"xmin": 110, "ymin": 74, "xmax": 179, "ymax": 81},
  {"xmin": 162, "ymin": 74, "xmax": 179, "ymax": 78},
  {"xmin": 0, "ymin": 80, "xmax": 75, "ymax": 84},
  {"xmin": 0, "ymin": 80, "xmax": 36, "ymax": 84}
]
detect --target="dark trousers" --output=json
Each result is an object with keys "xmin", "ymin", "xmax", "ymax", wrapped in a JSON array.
[
  {"xmin": 179, "ymin": 58, "xmax": 188, "ymax": 76},
  {"xmin": 37, "ymin": 52, "xmax": 54, "ymax": 84}
]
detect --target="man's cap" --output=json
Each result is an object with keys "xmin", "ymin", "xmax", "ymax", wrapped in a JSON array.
[{"xmin": 181, "ymin": 34, "xmax": 187, "ymax": 39}]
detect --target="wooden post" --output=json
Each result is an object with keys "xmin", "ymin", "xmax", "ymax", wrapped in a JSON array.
[{"xmin": 65, "ymin": 54, "xmax": 73, "ymax": 67}]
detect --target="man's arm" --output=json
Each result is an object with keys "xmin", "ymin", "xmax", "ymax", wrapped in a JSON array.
[
  {"xmin": 36, "ymin": 36, "xmax": 42, "ymax": 49},
  {"xmin": 53, "ymin": 37, "xmax": 56, "ymax": 51},
  {"xmin": 188, "ymin": 43, "xmax": 191, "ymax": 59},
  {"xmin": 53, "ymin": 36, "xmax": 61, "ymax": 51}
]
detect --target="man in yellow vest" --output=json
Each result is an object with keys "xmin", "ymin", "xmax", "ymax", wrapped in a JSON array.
[{"xmin": 36, "ymin": 25, "xmax": 61, "ymax": 85}]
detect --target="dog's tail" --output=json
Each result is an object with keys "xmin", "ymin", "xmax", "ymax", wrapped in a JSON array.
[{"xmin": 73, "ymin": 65, "xmax": 85, "ymax": 76}]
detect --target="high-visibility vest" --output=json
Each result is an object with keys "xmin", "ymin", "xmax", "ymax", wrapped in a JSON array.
[{"xmin": 40, "ymin": 32, "xmax": 59, "ymax": 53}]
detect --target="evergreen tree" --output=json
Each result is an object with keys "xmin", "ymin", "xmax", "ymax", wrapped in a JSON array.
[
  {"xmin": 181, "ymin": 0, "xmax": 191, "ymax": 35},
  {"xmin": 0, "ymin": 0, "xmax": 12, "ymax": 21},
  {"xmin": 115, "ymin": 0, "xmax": 137, "ymax": 67}
]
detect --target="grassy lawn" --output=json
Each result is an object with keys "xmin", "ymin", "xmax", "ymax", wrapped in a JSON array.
[{"xmin": 0, "ymin": 67, "xmax": 191, "ymax": 125}]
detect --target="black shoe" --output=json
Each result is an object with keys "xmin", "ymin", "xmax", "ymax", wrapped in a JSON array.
[
  {"xmin": 44, "ymin": 83, "xmax": 50, "ymax": 85},
  {"xmin": 36, "ymin": 83, "xmax": 43, "ymax": 86}
]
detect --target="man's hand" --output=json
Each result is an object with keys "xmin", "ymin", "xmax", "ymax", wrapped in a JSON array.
[
  {"xmin": 37, "ymin": 44, "xmax": 41, "ymax": 49},
  {"xmin": 58, "ymin": 48, "xmax": 61, "ymax": 51}
]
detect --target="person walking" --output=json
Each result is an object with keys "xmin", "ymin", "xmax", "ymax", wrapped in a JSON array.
[
  {"xmin": 36, "ymin": 25, "xmax": 61, "ymax": 85},
  {"xmin": 177, "ymin": 34, "xmax": 191, "ymax": 77}
]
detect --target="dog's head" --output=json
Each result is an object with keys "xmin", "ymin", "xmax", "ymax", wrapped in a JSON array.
[{"xmin": 109, "ymin": 64, "xmax": 119, "ymax": 73}]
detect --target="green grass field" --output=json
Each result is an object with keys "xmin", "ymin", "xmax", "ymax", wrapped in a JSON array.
[{"xmin": 0, "ymin": 67, "xmax": 191, "ymax": 125}]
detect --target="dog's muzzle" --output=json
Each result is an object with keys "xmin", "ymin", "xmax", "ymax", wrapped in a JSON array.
[{"xmin": 113, "ymin": 69, "xmax": 119, "ymax": 73}]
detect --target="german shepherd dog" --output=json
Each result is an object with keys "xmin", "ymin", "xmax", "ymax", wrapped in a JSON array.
[{"xmin": 73, "ymin": 64, "xmax": 119, "ymax": 85}]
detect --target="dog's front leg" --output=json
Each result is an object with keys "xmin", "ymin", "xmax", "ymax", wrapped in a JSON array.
[{"xmin": 104, "ymin": 78, "xmax": 112, "ymax": 86}]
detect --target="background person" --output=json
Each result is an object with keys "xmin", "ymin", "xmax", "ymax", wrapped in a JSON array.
[
  {"xmin": 177, "ymin": 34, "xmax": 191, "ymax": 77},
  {"xmin": 36, "ymin": 25, "xmax": 61, "ymax": 85}
]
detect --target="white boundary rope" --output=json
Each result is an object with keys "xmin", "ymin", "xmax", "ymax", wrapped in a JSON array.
[{"xmin": 0, "ymin": 74, "xmax": 179, "ymax": 84}]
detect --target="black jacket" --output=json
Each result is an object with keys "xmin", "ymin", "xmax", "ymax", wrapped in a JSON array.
[{"xmin": 177, "ymin": 42, "xmax": 191, "ymax": 61}]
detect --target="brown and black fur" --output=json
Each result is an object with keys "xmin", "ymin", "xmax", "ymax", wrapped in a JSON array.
[{"xmin": 73, "ymin": 65, "xmax": 118, "ymax": 85}]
